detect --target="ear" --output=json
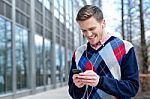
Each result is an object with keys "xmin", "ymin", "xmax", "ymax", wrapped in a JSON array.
[
  {"xmin": 102, "ymin": 24, "xmax": 104, "ymax": 28},
  {"xmin": 101, "ymin": 19, "xmax": 106, "ymax": 28}
]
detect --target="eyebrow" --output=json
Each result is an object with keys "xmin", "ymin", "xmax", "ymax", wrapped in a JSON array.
[
  {"xmin": 88, "ymin": 27, "xmax": 96, "ymax": 30},
  {"xmin": 81, "ymin": 26, "xmax": 96, "ymax": 31}
]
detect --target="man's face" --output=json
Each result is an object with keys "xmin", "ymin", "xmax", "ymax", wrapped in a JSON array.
[{"xmin": 78, "ymin": 17, "xmax": 105, "ymax": 45}]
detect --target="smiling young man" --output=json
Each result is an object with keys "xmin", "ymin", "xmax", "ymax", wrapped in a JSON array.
[{"xmin": 68, "ymin": 5, "xmax": 139, "ymax": 99}]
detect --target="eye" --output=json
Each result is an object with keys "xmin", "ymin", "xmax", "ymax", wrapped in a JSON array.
[
  {"xmin": 89, "ymin": 27, "xmax": 95, "ymax": 31},
  {"xmin": 81, "ymin": 30, "xmax": 87, "ymax": 33}
]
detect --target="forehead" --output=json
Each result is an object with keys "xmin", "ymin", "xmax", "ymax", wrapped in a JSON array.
[{"xmin": 78, "ymin": 17, "xmax": 100, "ymax": 29}]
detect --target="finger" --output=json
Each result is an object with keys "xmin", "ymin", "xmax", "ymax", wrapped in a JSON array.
[
  {"xmin": 79, "ymin": 73, "xmax": 95, "ymax": 76},
  {"xmin": 72, "ymin": 74, "xmax": 79, "ymax": 80},
  {"xmin": 81, "ymin": 79, "xmax": 96, "ymax": 83},
  {"xmin": 77, "ymin": 75, "xmax": 97, "ymax": 80},
  {"xmin": 73, "ymin": 77, "xmax": 84, "ymax": 84},
  {"xmin": 81, "ymin": 79, "xmax": 98, "ymax": 87},
  {"xmin": 79, "ymin": 71, "xmax": 96, "ymax": 76},
  {"xmin": 74, "ymin": 80, "xmax": 85, "ymax": 88},
  {"xmin": 84, "ymin": 70, "xmax": 95, "ymax": 74},
  {"xmin": 78, "ymin": 82, "xmax": 85, "ymax": 88}
]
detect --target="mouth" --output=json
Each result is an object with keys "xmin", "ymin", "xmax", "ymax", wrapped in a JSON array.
[{"xmin": 88, "ymin": 34, "xmax": 96, "ymax": 40}]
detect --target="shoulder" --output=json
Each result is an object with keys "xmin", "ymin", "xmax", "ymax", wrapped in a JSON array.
[
  {"xmin": 75, "ymin": 44, "xmax": 87, "ymax": 54},
  {"xmin": 111, "ymin": 36, "xmax": 134, "ymax": 53},
  {"xmin": 122, "ymin": 40, "xmax": 133, "ymax": 52},
  {"xmin": 73, "ymin": 44, "xmax": 87, "ymax": 63}
]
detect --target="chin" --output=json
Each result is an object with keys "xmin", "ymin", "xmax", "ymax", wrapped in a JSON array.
[
  {"xmin": 89, "ymin": 38, "xmax": 98, "ymax": 45},
  {"xmin": 90, "ymin": 42, "xmax": 96, "ymax": 45}
]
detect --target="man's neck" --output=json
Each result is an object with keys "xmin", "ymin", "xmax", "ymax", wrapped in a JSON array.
[{"xmin": 90, "ymin": 32, "xmax": 111, "ymax": 50}]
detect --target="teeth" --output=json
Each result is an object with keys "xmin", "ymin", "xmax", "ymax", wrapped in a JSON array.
[
  {"xmin": 89, "ymin": 37, "xmax": 93, "ymax": 39},
  {"xmin": 89, "ymin": 35, "xmax": 95, "ymax": 39}
]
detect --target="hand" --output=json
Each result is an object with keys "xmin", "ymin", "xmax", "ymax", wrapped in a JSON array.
[
  {"xmin": 72, "ymin": 74, "xmax": 85, "ymax": 88},
  {"xmin": 78, "ymin": 70, "xmax": 100, "ymax": 87}
]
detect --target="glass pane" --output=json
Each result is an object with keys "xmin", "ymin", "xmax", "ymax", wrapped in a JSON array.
[
  {"xmin": 35, "ymin": 34, "xmax": 44, "ymax": 86},
  {"xmin": 60, "ymin": 7, "xmax": 64, "ymax": 15},
  {"xmin": 15, "ymin": 26, "xmax": 29, "ymax": 90},
  {"xmin": 55, "ymin": 43, "xmax": 61, "ymax": 83},
  {"xmin": 65, "ymin": 0, "xmax": 69, "ymax": 14},
  {"xmin": 44, "ymin": 39, "xmax": 51, "ymax": 85},
  {"xmin": 67, "ymin": 49, "xmax": 72, "ymax": 71},
  {"xmin": 54, "ymin": 0, "xmax": 59, "ymax": 9},
  {"xmin": 54, "ymin": 9, "xmax": 59, "ymax": 19},
  {"xmin": 38, "ymin": 0, "xmax": 42, "ymax": 2},
  {"xmin": 61, "ymin": 46, "xmax": 65, "ymax": 82},
  {"xmin": 0, "ymin": 17, "xmax": 12, "ymax": 94},
  {"xmin": 44, "ymin": 0, "xmax": 50, "ymax": 10},
  {"xmin": 69, "ymin": 0, "xmax": 72, "ymax": 17},
  {"xmin": 59, "ymin": 0, "xmax": 63, "ymax": 7},
  {"xmin": 60, "ymin": 15, "xmax": 64, "ymax": 23}
]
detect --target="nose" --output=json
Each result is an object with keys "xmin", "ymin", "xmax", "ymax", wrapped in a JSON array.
[{"xmin": 85, "ymin": 31, "xmax": 93, "ymax": 37}]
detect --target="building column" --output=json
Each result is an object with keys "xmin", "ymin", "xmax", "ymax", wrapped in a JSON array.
[
  {"xmin": 51, "ymin": 0, "xmax": 56, "ymax": 88},
  {"xmin": 42, "ymin": 0, "xmax": 47, "ymax": 91},
  {"xmin": 29, "ymin": 0, "xmax": 36, "ymax": 94},
  {"xmin": 12, "ymin": 0, "xmax": 16, "ymax": 98},
  {"xmin": 64, "ymin": 0, "xmax": 69, "ymax": 84}
]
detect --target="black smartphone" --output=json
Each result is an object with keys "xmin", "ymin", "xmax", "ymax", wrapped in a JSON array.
[{"xmin": 72, "ymin": 69, "xmax": 82, "ymax": 74}]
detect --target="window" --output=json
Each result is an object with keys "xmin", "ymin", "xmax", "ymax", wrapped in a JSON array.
[
  {"xmin": 15, "ymin": 26, "xmax": 29, "ymax": 90},
  {"xmin": 67, "ymin": 49, "xmax": 73, "ymax": 72},
  {"xmin": 54, "ymin": 0, "xmax": 59, "ymax": 9},
  {"xmin": 55, "ymin": 43, "xmax": 61, "ymax": 83},
  {"xmin": 44, "ymin": 39, "xmax": 51, "ymax": 85},
  {"xmin": 35, "ymin": 0, "xmax": 42, "ymax": 12},
  {"xmin": 35, "ymin": 10, "xmax": 43, "ymax": 23},
  {"xmin": 55, "ymin": 45, "xmax": 66, "ymax": 82},
  {"xmin": 0, "ymin": 0, "xmax": 4, "ymax": 15},
  {"xmin": 45, "ymin": 8, "xmax": 52, "ymax": 19},
  {"xmin": 5, "ymin": 0, "xmax": 12, "ymax": 3},
  {"xmin": 16, "ymin": 10, "xmax": 29, "ymax": 28},
  {"xmin": 35, "ymin": 23, "xmax": 43, "ymax": 35},
  {"xmin": 59, "ymin": 0, "xmax": 63, "ymax": 7},
  {"xmin": 35, "ymin": 34, "xmax": 44, "ymax": 86},
  {"xmin": 0, "ymin": 1, "xmax": 12, "ymax": 19},
  {"xmin": 54, "ymin": 9, "xmax": 59, "ymax": 19},
  {"xmin": 16, "ymin": 0, "xmax": 30, "ymax": 15},
  {"xmin": 5, "ymin": 3, "xmax": 12, "ymax": 19},
  {"xmin": 38, "ymin": 0, "xmax": 42, "ymax": 2},
  {"xmin": 60, "ymin": 15, "xmax": 64, "ymax": 23},
  {"xmin": 0, "ymin": 17, "xmax": 12, "ymax": 94},
  {"xmin": 44, "ymin": 0, "xmax": 50, "ymax": 10},
  {"xmin": 61, "ymin": 46, "xmax": 65, "ymax": 82}
]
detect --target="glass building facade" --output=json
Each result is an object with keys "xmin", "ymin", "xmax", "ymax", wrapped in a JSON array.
[
  {"xmin": 0, "ymin": 0, "xmax": 101, "ymax": 98},
  {"xmin": 0, "ymin": 0, "xmax": 75, "ymax": 98}
]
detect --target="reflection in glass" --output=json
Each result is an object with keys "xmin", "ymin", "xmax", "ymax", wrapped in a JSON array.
[
  {"xmin": 54, "ymin": 9, "xmax": 59, "ymax": 19},
  {"xmin": 44, "ymin": 0, "xmax": 51, "ymax": 10},
  {"xmin": 35, "ymin": 34, "xmax": 44, "ymax": 86},
  {"xmin": 61, "ymin": 46, "xmax": 65, "ymax": 82},
  {"xmin": 38, "ymin": 0, "xmax": 43, "ymax": 2},
  {"xmin": 67, "ymin": 49, "xmax": 72, "ymax": 71},
  {"xmin": 55, "ymin": 44, "xmax": 66, "ymax": 83},
  {"xmin": 0, "ymin": 17, "xmax": 12, "ymax": 94},
  {"xmin": 59, "ymin": 5, "xmax": 64, "ymax": 15},
  {"xmin": 44, "ymin": 39, "xmax": 51, "ymax": 85},
  {"xmin": 60, "ymin": 15, "xmax": 64, "ymax": 23},
  {"xmin": 55, "ymin": 43, "xmax": 61, "ymax": 83},
  {"xmin": 59, "ymin": 0, "xmax": 64, "ymax": 7},
  {"xmin": 15, "ymin": 26, "xmax": 29, "ymax": 90},
  {"xmin": 54, "ymin": 0, "xmax": 59, "ymax": 9}
]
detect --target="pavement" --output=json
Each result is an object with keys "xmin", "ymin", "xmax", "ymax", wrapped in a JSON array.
[
  {"xmin": 17, "ymin": 86, "xmax": 72, "ymax": 99},
  {"xmin": 16, "ymin": 86, "xmax": 150, "ymax": 99}
]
